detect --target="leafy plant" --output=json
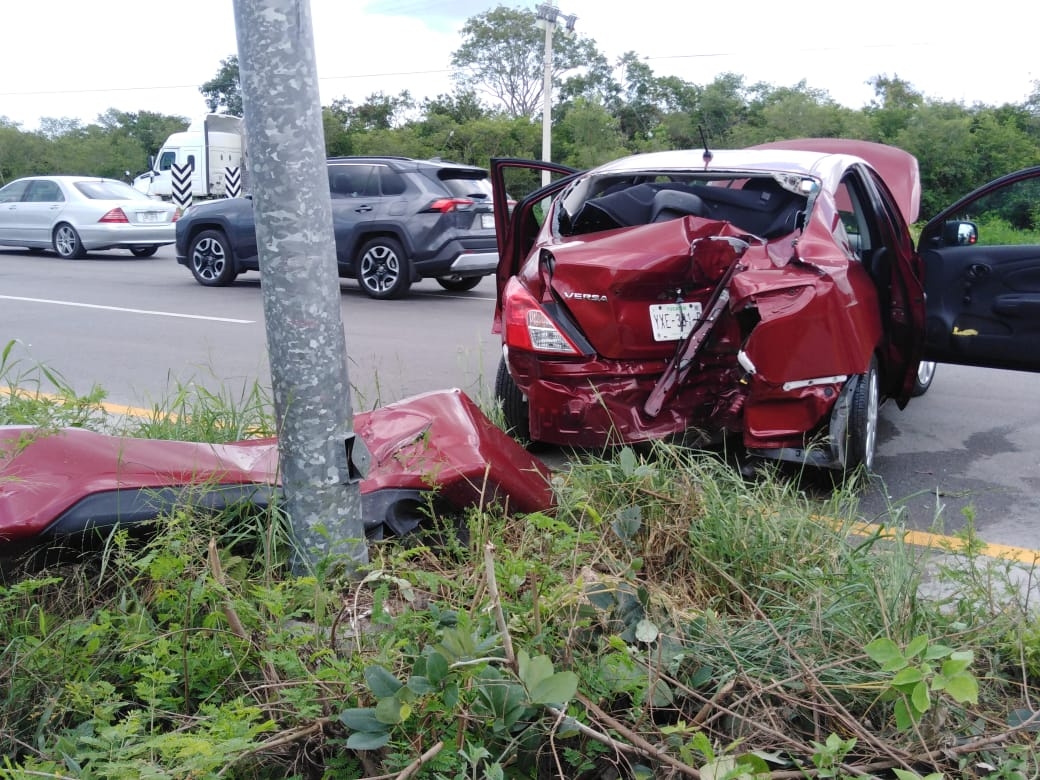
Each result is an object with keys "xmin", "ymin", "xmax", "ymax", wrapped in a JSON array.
[{"xmin": 866, "ymin": 634, "xmax": 979, "ymax": 730}]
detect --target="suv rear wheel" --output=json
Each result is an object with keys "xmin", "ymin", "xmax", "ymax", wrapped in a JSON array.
[{"xmin": 357, "ymin": 237, "xmax": 411, "ymax": 299}]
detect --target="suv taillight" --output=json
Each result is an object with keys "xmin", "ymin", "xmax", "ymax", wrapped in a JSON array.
[
  {"xmin": 502, "ymin": 277, "xmax": 580, "ymax": 355},
  {"xmin": 421, "ymin": 197, "xmax": 474, "ymax": 213}
]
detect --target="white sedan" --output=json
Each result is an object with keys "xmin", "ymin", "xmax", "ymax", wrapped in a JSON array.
[{"xmin": 0, "ymin": 175, "xmax": 178, "ymax": 259}]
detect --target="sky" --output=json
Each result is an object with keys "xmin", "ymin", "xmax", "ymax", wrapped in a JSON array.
[{"xmin": 2, "ymin": 0, "xmax": 1036, "ymax": 133}]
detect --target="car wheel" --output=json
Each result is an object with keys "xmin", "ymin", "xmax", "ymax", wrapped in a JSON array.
[
  {"xmin": 911, "ymin": 360, "xmax": 936, "ymax": 397},
  {"xmin": 436, "ymin": 274, "xmax": 482, "ymax": 292},
  {"xmin": 495, "ymin": 357, "xmax": 530, "ymax": 442},
  {"xmin": 357, "ymin": 237, "xmax": 411, "ymax": 299},
  {"xmin": 130, "ymin": 246, "xmax": 159, "ymax": 258},
  {"xmin": 188, "ymin": 230, "xmax": 237, "ymax": 286},
  {"xmin": 53, "ymin": 223, "xmax": 86, "ymax": 259},
  {"xmin": 846, "ymin": 355, "xmax": 880, "ymax": 472}
]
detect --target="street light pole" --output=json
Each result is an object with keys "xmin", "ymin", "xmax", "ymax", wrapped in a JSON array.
[{"xmin": 535, "ymin": 2, "xmax": 576, "ymax": 186}]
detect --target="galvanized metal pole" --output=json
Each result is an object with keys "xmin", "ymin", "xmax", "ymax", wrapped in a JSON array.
[
  {"xmin": 232, "ymin": 0, "xmax": 369, "ymax": 570},
  {"xmin": 539, "ymin": 6, "xmax": 554, "ymax": 186}
]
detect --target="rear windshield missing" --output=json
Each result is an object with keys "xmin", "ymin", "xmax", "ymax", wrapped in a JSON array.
[{"xmin": 560, "ymin": 173, "xmax": 809, "ymax": 240}]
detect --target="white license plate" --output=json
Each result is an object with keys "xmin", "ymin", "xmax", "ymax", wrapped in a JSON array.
[
  {"xmin": 649, "ymin": 302, "xmax": 702, "ymax": 341},
  {"xmin": 138, "ymin": 211, "xmax": 163, "ymax": 223},
  {"xmin": 481, "ymin": 213, "xmax": 494, "ymax": 229}
]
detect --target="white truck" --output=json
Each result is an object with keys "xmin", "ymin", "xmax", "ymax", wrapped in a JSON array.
[{"xmin": 133, "ymin": 114, "xmax": 244, "ymax": 200}]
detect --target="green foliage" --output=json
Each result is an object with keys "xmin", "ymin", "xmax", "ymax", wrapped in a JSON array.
[
  {"xmin": 0, "ymin": 339, "xmax": 108, "ymax": 428},
  {"xmin": 866, "ymin": 635, "xmax": 979, "ymax": 730},
  {"xmin": 451, "ymin": 5, "xmax": 606, "ymax": 120},
  {"xmin": 200, "ymin": 55, "xmax": 243, "ymax": 117},
  {"xmin": 5, "ymin": 341, "xmax": 1040, "ymax": 775},
  {"xmin": 4, "ymin": 31, "xmax": 1039, "ymax": 206}
]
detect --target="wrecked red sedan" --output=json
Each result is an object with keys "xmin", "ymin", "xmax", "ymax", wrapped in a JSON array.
[{"xmin": 490, "ymin": 140, "xmax": 1040, "ymax": 471}]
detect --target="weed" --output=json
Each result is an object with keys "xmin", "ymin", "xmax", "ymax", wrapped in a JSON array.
[{"xmin": 4, "ymin": 356, "xmax": 1040, "ymax": 777}]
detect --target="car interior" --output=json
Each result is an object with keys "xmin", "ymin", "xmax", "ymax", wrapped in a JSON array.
[{"xmin": 563, "ymin": 176, "xmax": 807, "ymax": 240}]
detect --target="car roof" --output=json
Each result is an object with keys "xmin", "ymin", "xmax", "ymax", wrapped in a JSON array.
[
  {"xmin": 326, "ymin": 156, "xmax": 488, "ymax": 175},
  {"xmin": 11, "ymin": 175, "xmax": 115, "ymax": 184}
]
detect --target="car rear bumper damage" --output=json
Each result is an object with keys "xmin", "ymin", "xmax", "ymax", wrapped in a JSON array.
[{"xmin": 0, "ymin": 389, "xmax": 554, "ymax": 558}]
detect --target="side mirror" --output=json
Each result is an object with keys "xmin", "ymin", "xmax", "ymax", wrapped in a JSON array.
[{"xmin": 941, "ymin": 220, "xmax": 978, "ymax": 246}]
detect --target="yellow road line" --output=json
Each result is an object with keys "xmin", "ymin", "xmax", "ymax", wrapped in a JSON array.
[
  {"xmin": 0, "ymin": 385, "xmax": 165, "ymax": 420},
  {"xmin": 846, "ymin": 520, "xmax": 1040, "ymax": 566}
]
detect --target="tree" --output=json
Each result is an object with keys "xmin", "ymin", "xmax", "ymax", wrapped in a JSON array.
[
  {"xmin": 865, "ymin": 74, "xmax": 923, "ymax": 142},
  {"xmin": 201, "ymin": 55, "xmax": 244, "ymax": 116},
  {"xmin": 421, "ymin": 90, "xmax": 492, "ymax": 124},
  {"xmin": 735, "ymin": 81, "xmax": 867, "ymax": 147},
  {"xmin": 555, "ymin": 98, "xmax": 628, "ymax": 168},
  {"xmin": 451, "ymin": 5, "xmax": 604, "ymax": 119},
  {"xmin": 95, "ymin": 110, "xmax": 187, "ymax": 152}
]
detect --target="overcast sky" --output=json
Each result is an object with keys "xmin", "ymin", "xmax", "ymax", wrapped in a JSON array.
[{"xmin": 2, "ymin": 0, "xmax": 1035, "ymax": 132}]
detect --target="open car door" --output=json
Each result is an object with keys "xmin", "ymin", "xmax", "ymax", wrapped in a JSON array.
[
  {"xmin": 919, "ymin": 166, "xmax": 1040, "ymax": 372},
  {"xmin": 489, "ymin": 158, "xmax": 579, "ymax": 331}
]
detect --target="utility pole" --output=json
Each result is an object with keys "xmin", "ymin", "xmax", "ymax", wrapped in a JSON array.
[
  {"xmin": 232, "ymin": 0, "xmax": 369, "ymax": 570},
  {"xmin": 536, "ymin": 2, "xmax": 577, "ymax": 185}
]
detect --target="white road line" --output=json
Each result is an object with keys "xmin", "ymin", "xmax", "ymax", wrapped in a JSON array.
[{"xmin": 0, "ymin": 295, "xmax": 254, "ymax": 324}]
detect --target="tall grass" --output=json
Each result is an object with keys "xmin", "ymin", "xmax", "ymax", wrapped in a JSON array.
[{"xmin": 3, "ymin": 343, "xmax": 1040, "ymax": 778}]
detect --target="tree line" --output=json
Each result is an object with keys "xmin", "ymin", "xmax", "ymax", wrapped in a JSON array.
[{"xmin": 2, "ymin": 5, "xmax": 1038, "ymax": 221}]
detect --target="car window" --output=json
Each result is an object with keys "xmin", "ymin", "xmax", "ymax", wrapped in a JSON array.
[
  {"xmin": 0, "ymin": 180, "xmax": 32, "ymax": 203},
  {"xmin": 439, "ymin": 175, "xmax": 493, "ymax": 201},
  {"xmin": 835, "ymin": 176, "xmax": 871, "ymax": 259},
  {"xmin": 158, "ymin": 151, "xmax": 176, "ymax": 171},
  {"xmin": 328, "ymin": 164, "xmax": 380, "ymax": 198},
  {"xmin": 945, "ymin": 176, "xmax": 1040, "ymax": 247},
  {"xmin": 75, "ymin": 180, "xmax": 151, "ymax": 201},
  {"xmin": 25, "ymin": 180, "xmax": 64, "ymax": 203},
  {"xmin": 379, "ymin": 167, "xmax": 407, "ymax": 196},
  {"xmin": 352, "ymin": 165, "xmax": 380, "ymax": 197},
  {"xmin": 328, "ymin": 165, "xmax": 355, "ymax": 198}
]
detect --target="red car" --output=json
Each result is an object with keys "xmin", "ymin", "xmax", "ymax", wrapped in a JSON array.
[{"xmin": 490, "ymin": 139, "xmax": 1040, "ymax": 471}]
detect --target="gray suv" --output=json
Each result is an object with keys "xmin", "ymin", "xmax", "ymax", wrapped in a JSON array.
[{"xmin": 175, "ymin": 156, "xmax": 498, "ymax": 298}]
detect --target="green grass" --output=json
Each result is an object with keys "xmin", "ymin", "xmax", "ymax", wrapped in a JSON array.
[{"xmin": 3, "ymin": 340, "xmax": 1040, "ymax": 779}]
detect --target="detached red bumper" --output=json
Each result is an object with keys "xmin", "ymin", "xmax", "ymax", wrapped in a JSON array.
[{"xmin": 0, "ymin": 389, "xmax": 554, "ymax": 550}]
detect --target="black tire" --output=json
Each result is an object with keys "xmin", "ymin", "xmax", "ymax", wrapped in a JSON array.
[
  {"xmin": 356, "ymin": 237, "xmax": 411, "ymax": 299},
  {"xmin": 130, "ymin": 246, "xmax": 159, "ymax": 258},
  {"xmin": 436, "ymin": 274, "xmax": 482, "ymax": 292},
  {"xmin": 846, "ymin": 355, "xmax": 880, "ymax": 472},
  {"xmin": 53, "ymin": 223, "xmax": 86, "ymax": 259},
  {"xmin": 188, "ymin": 230, "xmax": 237, "ymax": 287},
  {"xmin": 495, "ymin": 357, "xmax": 530, "ymax": 442},
  {"xmin": 911, "ymin": 360, "xmax": 936, "ymax": 397}
]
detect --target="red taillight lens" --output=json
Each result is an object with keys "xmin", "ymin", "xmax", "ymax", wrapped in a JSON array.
[
  {"xmin": 173, "ymin": 208, "xmax": 180, "ymax": 222},
  {"xmin": 502, "ymin": 277, "xmax": 579, "ymax": 355},
  {"xmin": 98, "ymin": 208, "xmax": 129, "ymax": 224},
  {"xmin": 421, "ymin": 197, "xmax": 474, "ymax": 213}
]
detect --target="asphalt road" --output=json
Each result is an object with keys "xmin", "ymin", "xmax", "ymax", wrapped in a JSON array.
[
  {"xmin": 2, "ymin": 245, "xmax": 1038, "ymax": 546},
  {"xmin": 0, "ymin": 245, "xmax": 502, "ymax": 412}
]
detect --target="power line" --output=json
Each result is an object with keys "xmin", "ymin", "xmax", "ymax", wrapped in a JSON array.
[{"xmin": 0, "ymin": 68, "xmax": 456, "ymax": 99}]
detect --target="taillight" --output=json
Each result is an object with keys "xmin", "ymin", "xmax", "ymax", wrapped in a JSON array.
[
  {"xmin": 420, "ymin": 197, "xmax": 474, "ymax": 213},
  {"xmin": 98, "ymin": 208, "xmax": 129, "ymax": 223},
  {"xmin": 173, "ymin": 208, "xmax": 180, "ymax": 222},
  {"xmin": 502, "ymin": 277, "xmax": 580, "ymax": 354}
]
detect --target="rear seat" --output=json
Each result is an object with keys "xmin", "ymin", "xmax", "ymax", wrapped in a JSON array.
[{"xmin": 570, "ymin": 180, "xmax": 805, "ymax": 238}]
